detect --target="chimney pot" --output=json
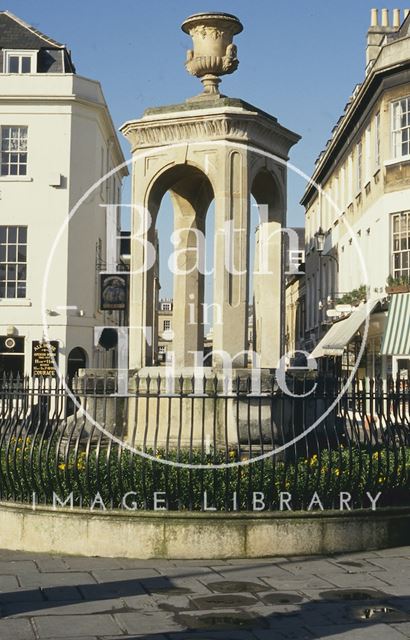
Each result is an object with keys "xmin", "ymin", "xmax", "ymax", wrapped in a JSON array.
[
  {"xmin": 381, "ymin": 8, "xmax": 389, "ymax": 26},
  {"xmin": 405, "ymin": 8, "xmax": 410, "ymax": 18},
  {"xmin": 371, "ymin": 8, "xmax": 378, "ymax": 26},
  {"xmin": 393, "ymin": 8, "xmax": 401, "ymax": 27}
]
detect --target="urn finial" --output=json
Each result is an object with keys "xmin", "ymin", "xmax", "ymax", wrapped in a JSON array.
[{"xmin": 181, "ymin": 12, "xmax": 243, "ymax": 97}]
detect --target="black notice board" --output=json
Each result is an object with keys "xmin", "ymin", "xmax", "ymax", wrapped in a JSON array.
[{"xmin": 32, "ymin": 341, "xmax": 59, "ymax": 377}]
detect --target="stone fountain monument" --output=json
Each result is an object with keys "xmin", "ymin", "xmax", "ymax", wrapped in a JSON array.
[{"xmin": 119, "ymin": 12, "xmax": 300, "ymax": 447}]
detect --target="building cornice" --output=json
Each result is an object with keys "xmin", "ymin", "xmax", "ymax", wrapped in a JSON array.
[
  {"xmin": 0, "ymin": 77, "xmax": 127, "ymax": 175},
  {"xmin": 121, "ymin": 106, "xmax": 300, "ymax": 160},
  {"xmin": 301, "ymin": 44, "xmax": 410, "ymax": 207}
]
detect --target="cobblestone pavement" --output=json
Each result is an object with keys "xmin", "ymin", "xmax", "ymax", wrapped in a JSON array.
[{"xmin": 0, "ymin": 547, "xmax": 408, "ymax": 639}]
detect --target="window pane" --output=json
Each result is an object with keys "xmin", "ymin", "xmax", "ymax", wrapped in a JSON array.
[
  {"xmin": 18, "ymin": 227, "xmax": 27, "ymax": 243},
  {"xmin": 7, "ymin": 246, "xmax": 16, "ymax": 262},
  {"xmin": 8, "ymin": 227, "xmax": 17, "ymax": 243},
  {"xmin": 21, "ymin": 57, "xmax": 31, "ymax": 73},
  {"xmin": 6, "ymin": 282, "xmax": 15, "ymax": 298},
  {"xmin": 8, "ymin": 57, "xmax": 19, "ymax": 73},
  {"xmin": 0, "ymin": 227, "xmax": 6, "ymax": 243}
]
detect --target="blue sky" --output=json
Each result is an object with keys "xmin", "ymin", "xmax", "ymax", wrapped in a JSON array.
[
  {"xmin": 6, "ymin": 0, "xmax": 405, "ymax": 217},
  {"xmin": 4, "ymin": 1, "xmax": 405, "ymax": 297}
]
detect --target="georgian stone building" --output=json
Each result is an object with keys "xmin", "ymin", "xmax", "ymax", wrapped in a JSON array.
[
  {"xmin": 0, "ymin": 11, "xmax": 127, "ymax": 379},
  {"xmin": 300, "ymin": 8, "xmax": 410, "ymax": 380}
]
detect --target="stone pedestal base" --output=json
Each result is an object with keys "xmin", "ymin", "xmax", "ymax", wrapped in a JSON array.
[{"xmin": 72, "ymin": 367, "xmax": 293, "ymax": 453}]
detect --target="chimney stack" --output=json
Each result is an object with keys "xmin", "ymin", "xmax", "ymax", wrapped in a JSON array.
[
  {"xmin": 366, "ymin": 7, "xmax": 396, "ymax": 74},
  {"xmin": 371, "ymin": 8, "xmax": 378, "ymax": 26},
  {"xmin": 405, "ymin": 9, "xmax": 410, "ymax": 19}
]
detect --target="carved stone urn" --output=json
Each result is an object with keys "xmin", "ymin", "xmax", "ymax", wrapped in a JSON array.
[{"xmin": 181, "ymin": 12, "xmax": 243, "ymax": 96}]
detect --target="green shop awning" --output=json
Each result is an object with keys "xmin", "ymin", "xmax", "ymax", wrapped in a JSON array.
[
  {"xmin": 310, "ymin": 298, "xmax": 383, "ymax": 359},
  {"xmin": 381, "ymin": 293, "xmax": 410, "ymax": 356}
]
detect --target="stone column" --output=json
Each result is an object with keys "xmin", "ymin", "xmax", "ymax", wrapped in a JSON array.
[
  {"xmin": 170, "ymin": 189, "xmax": 206, "ymax": 369},
  {"xmin": 212, "ymin": 148, "xmax": 250, "ymax": 368},
  {"xmin": 128, "ymin": 163, "xmax": 157, "ymax": 370},
  {"xmin": 253, "ymin": 219, "xmax": 282, "ymax": 368}
]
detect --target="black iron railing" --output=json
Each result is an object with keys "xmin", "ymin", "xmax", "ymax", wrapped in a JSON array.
[{"xmin": 0, "ymin": 373, "xmax": 408, "ymax": 511}]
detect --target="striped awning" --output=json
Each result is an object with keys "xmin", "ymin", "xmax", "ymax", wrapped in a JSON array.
[
  {"xmin": 381, "ymin": 293, "xmax": 410, "ymax": 355},
  {"xmin": 310, "ymin": 298, "xmax": 383, "ymax": 359}
]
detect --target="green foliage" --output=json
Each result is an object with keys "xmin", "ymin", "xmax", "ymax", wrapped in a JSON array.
[
  {"xmin": 338, "ymin": 285, "xmax": 367, "ymax": 306},
  {"xmin": 2, "ymin": 435, "xmax": 409, "ymax": 511},
  {"xmin": 387, "ymin": 274, "xmax": 410, "ymax": 287}
]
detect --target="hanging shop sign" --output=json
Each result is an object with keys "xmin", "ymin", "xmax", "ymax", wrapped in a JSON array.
[{"xmin": 100, "ymin": 273, "xmax": 129, "ymax": 311}]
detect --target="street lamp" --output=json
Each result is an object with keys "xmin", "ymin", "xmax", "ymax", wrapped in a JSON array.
[
  {"xmin": 314, "ymin": 226, "xmax": 326, "ymax": 254},
  {"xmin": 314, "ymin": 227, "xmax": 339, "ymax": 271}
]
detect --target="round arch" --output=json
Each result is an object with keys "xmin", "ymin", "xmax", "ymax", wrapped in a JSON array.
[
  {"xmin": 67, "ymin": 347, "xmax": 87, "ymax": 381},
  {"xmin": 143, "ymin": 163, "xmax": 215, "ymax": 369}
]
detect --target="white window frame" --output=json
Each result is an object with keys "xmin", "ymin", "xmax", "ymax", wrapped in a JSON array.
[
  {"xmin": 163, "ymin": 319, "xmax": 171, "ymax": 331},
  {"xmin": 356, "ymin": 141, "xmax": 362, "ymax": 193},
  {"xmin": 4, "ymin": 49, "xmax": 37, "ymax": 74},
  {"xmin": 391, "ymin": 211, "xmax": 410, "ymax": 280},
  {"xmin": 375, "ymin": 112, "xmax": 381, "ymax": 169},
  {"xmin": 161, "ymin": 302, "xmax": 171, "ymax": 311},
  {"xmin": 0, "ymin": 225, "xmax": 28, "ymax": 299},
  {"xmin": 288, "ymin": 249, "xmax": 305, "ymax": 271},
  {"xmin": 391, "ymin": 97, "xmax": 410, "ymax": 160},
  {"xmin": 365, "ymin": 125, "xmax": 371, "ymax": 183},
  {"xmin": 340, "ymin": 165, "xmax": 345, "ymax": 210},
  {"xmin": 347, "ymin": 155, "xmax": 353, "ymax": 203},
  {"xmin": 1, "ymin": 126, "xmax": 28, "ymax": 177}
]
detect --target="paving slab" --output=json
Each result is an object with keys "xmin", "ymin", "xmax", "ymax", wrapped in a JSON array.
[
  {"xmin": 114, "ymin": 610, "xmax": 184, "ymax": 634},
  {"xmin": 0, "ymin": 574, "xmax": 19, "ymax": 590},
  {"xmin": 0, "ymin": 618, "xmax": 36, "ymax": 639},
  {"xmin": 18, "ymin": 572, "xmax": 96, "ymax": 588},
  {"xmin": 0, "ymin": 547, "xmax": 407, "ymax": 639},
  {"xmin": 306, "ymin": 622, "xmax": 409, "ymax": 638},
  {"xmin": 0, "ymin": 598, "xmax": 127, "ymax": 618},
  {"xmin": 33, "ymin": 613, "xmax": 122, "ymax": 638}
]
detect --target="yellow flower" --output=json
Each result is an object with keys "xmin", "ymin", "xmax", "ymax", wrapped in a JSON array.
[
  {"xmin": 58, "ymin": 463, "xmax": 66, "ymax": 471},
  {"xmin": 229, "ymin": 450, "xmax": 236, "ymax": 459},
  {"xmin": 334, "ymin": 468, "xmax": 340, "ymax": 477},
  {"xmin": 378, "ymin": 476, "xmax": 385, "ymax": 484},
  {"xmin": 309, "ymin": 454, "xmax": 318, "ymax": 466}
]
